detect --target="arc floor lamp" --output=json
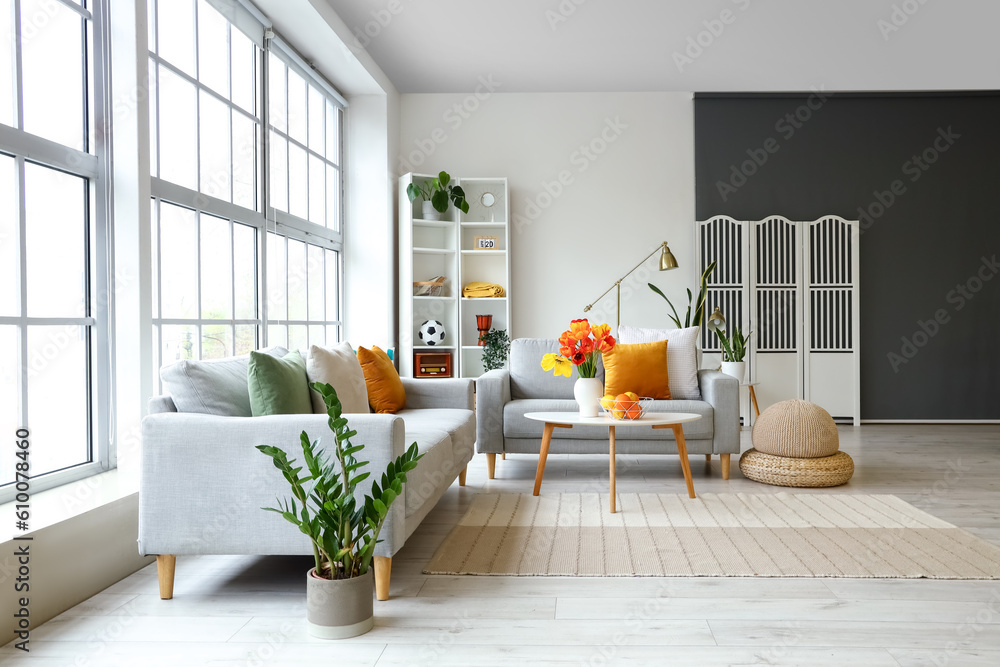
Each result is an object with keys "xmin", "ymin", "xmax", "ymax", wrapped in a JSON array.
[{"xmin": 583, "ymin": 241, "xmax": 679, "ymax": 329}]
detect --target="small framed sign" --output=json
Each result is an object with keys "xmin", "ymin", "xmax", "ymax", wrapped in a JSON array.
[{"xmin": 474, "ymin": 236, "xmax": 499, "ymax": 250}]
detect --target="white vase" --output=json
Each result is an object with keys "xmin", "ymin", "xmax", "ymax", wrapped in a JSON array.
[
  {"xmin": 421, "ymin": 200, "xmax": 441, "ymax": 221},
  {"xmin": 574, "ymin": 377, "xmax": 604, "ymax": 418},
  {"xmin": 721, "ymin": 361, "xmax": 746, "ymax": 383}
]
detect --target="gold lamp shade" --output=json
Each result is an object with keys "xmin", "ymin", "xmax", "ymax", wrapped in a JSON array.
[
  {"xmin": 706, "ymin": 307, "xmax": 726, "ymax": 333},
  {"xmin": 659, "ymin": 243, "xmax": 679, "ymax": 271}
]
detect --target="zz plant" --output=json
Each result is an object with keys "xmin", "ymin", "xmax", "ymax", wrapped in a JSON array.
[
  {"xmin": 405, "ymin": 171, "xmax": 470, "ymax": 214},
  {"xmin": 257, "ymin": 382, "xmax": 422, "ymax": 580}
]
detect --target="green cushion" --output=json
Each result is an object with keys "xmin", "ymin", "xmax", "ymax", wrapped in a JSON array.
[{"xmin": 247, "ymin": 350, "xmax": 312, "ymax": 416}]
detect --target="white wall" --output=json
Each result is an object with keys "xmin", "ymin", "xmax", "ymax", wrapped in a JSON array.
[{"xmin": 400, "ymin": 92, "xmax": 697, "ymax": 339}]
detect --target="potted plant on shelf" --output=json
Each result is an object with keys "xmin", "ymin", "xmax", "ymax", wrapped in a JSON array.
[
  {"xmin": 257, "ymin": 383, "xmax": 422, "ymax": 639},
  {"xmin": 480, "ymin": 328, "xmax": 510, "ymax": 371},
  {"xmin": 405, "ymin": 171, "xmax": 470, "ymax": 221},
  {"xmin": 714, "ymin": 326, "xmax": 752, "ymax": 383}
]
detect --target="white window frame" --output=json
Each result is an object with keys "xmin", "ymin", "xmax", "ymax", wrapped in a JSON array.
[
  {"xmin": 148, "ymin": 0, "xmax": 345, "ymax": 381},
  {"xmin": 0, "ymin": 0, "xmax": 115, "ymax": 502}
]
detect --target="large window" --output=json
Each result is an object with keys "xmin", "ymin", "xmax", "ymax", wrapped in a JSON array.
[
  {"xmin": 148, "ymin": 0, "xmax": 344, "ymax": 379},
  {"xmin": 1, "ymin": 0, "xmax": 112, "ymax": 500}
]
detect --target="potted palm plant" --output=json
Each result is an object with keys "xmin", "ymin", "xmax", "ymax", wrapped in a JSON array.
[
  {"xmin": 257, "ymin": 383, "xmax": 422, "ymax": 639},
  {"xmin": 405, "ymin": 171, "xmax": 470, "ymax": 221},
  {"xmin": 715, "ymin": 326, "xmax": 752, "ymax": 382}
]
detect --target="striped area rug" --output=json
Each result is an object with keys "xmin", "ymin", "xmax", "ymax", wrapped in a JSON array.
[{"xmin": 424, "ymin": 493, "xmax": 1000, "ymax": 579}]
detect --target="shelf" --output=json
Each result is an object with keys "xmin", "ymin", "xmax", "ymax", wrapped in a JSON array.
[
  {"xmin": 414, "ymin": 219, "xmax": 455, "ymax": 228},
  {"xmin": 413, "ymin": 295, "xmax": 455, "ymax": 301},
  {"xmin": 461, "ymin": 221, "xmax": 507, "ymax": 228},
  {"xmin": 414, "ymin": 345, "xmax": 456, "ymax": 351},
  {"xmin": 460, "ymin": 249, "xmax": 505, "ymax": 256},
  {"xmin": 461, "ymin": 296, "xmax": 506, "ymax": 301},
  {"xmin": 461, "ymin": 345, "xmax": 486, "ymax": 351},
  {"xmin": 413, "ymin": 247, "xmax": 456, "ymax": 255}
]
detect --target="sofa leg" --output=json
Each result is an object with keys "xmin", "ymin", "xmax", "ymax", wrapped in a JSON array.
[
  {"xmin": 721, "ymin": 453, "xmax": 731, "ymax": 480},
  {"xmin": 374, "ymin": 556, "xmax": 391, "ymax": 601},
  {"xmin": 459, "ymin": 466, "xmax": 467, "ymax": 486},
  {"xmin": 705, "ymin": 454, "xmax": 712, "ymax": 462},
  {"xmin": 156, "ymin": 555, "xmax": 176, "ymax": 600},
  {"xmin": 486, "ymin": 453, "xmax": 496, "ymax": 479},
  {"xmin": 501, "ymin": 452, "xmax": 506, "ymax": 460}
]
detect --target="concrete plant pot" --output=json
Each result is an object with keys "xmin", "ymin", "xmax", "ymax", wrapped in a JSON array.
[
  {"xmin": 306, "ymin": 568, "xmax": 374, "ymax": 639},
  {"xmin": 421, "ymin": 200, "xmax": 441, "ymax": 221}
]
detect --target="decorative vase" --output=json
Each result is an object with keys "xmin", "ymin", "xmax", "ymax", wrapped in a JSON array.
[
  {"xmin": 721, "ymin": 361, "xmax": 746, "ymax": 383},
  {"xmin": 306, "ymin": 568, "xmax": 374, "ymax": 639},
  {"xmin": 476, "ymin": 314, "xmax": 493, "ymax": 345},
  {"xmin": 421, "ymin": 200, "xmax": 440, "ymax": 221},
  {"xmin": 573, "ymin": 377, "xmax": 604, "ymax": 418}
]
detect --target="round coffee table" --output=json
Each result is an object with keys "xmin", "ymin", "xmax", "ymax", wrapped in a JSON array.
[{"xmin": 523, "ymin": 412, "xmax": 703, "ymax": 513}]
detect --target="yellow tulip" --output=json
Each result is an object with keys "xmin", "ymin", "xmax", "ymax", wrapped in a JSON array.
[{"xmin": 540, "ymin": 352, "xmax": 573, "ymax": 378}]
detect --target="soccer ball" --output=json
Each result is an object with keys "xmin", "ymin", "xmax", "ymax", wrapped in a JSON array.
[{"xmin": 418, "ymin": 320, "xmax": 446, "ymax": 346}]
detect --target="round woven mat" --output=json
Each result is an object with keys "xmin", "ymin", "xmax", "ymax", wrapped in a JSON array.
[{"xmin": 739, "ymin": 448, "xmax": 854, "ymax": 488}]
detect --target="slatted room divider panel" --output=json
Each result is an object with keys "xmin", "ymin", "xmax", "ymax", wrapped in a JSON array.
[{"xmin": 698, "ymin": 216, "xmax": 860, "ymax": 425}]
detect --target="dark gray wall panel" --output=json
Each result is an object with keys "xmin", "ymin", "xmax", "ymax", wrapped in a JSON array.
[{"xmin": 694, "ymin": 93, "xmax": 1000, "ymax": 420}]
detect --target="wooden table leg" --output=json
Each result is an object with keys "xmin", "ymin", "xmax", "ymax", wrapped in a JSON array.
[
  {"xmin": 749, "ymin": 385, "xmax": 761, "ymax": 417},
  {"xmin": 609, "ymin": 425, "xmax": 617, "ymax": 513},
  {"xmin": 672, "ymin": 424, "xmax": 696, "ymax": 499},
  {"xmin": 533, "ymin": 423, "xmax": 572, "ymax": 495}
]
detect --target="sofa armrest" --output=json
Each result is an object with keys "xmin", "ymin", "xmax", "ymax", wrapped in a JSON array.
[
  {"xmin": 139, "ymin": 412, "xmax": 407, "ymax": 558},
  {"xmin": 401, "ymin": 377, "xmax": 474, "ymax": 410},
  {"xmin": 148, "ymin": 395, "xmax": 177, "ymax": 414},
  {"xmin": 475, "ymin": 369, "xmax": 510, "ymax": 454},
  {"xmin": 698, "ymin": 369, "xmax": 740, "ymax": 454}
]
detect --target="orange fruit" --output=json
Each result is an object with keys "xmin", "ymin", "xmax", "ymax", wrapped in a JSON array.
[
  {"xmin": 613, "ymin": 393, "xmax": 631, "ymax": 419},
  {"xmin": 625, "ymin": 403, "xmax": 643, "ymax": 419}
]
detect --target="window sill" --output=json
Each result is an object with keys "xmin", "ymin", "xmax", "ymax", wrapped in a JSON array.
[{"xmin": 0, "ymin": 466, "xmax": 139, "ymax": 542}]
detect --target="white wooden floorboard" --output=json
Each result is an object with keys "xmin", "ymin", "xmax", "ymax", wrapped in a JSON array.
[{"xmin": 5, "ymin": 424, "xmax": 1000, "ymax": 664}]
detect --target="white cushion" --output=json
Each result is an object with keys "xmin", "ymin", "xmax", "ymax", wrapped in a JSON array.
[
  {"xmin": 306, "ymin": 343, "xmax": 371, "ymax": 414},
  {"xmin": 159, "ymin": 347, "xmax": 288, "ymax": 416},
  {"xmin": 617, "ymin": 325, "xmax": 701, "ymax": 400}
]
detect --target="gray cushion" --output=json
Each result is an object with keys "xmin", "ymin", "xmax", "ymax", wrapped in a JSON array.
[
  {"xmin": 502, "ymin": 399, "xmax": 715, "ymax": 440},
  {"xmin": 510, "ymin": 338, "xmax": 577, "ymax": 399},
  {"xmin": 398, "ymin": 409, "xmax": 475, "ymax": 459},
  {"xmin": 159, "ymin": 347, "xmax": 288, "ymax": 416},
  {"xmin": 403, "ymin": 428, "xmax": 453, "ymax": 518}
]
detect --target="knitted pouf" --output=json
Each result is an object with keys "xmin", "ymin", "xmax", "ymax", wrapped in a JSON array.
[
  {"xmin": 739, "ymin": 448, "xmax": 854, "ymax": 488},
  {"xmin": 752, "ymin": 399, "xmax": 839, "ymax": 458}
]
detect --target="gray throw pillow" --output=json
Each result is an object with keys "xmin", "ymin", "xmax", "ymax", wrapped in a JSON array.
[{"xmin": 159, "ymin": 347, "xmax": 288, "ymax": 416}]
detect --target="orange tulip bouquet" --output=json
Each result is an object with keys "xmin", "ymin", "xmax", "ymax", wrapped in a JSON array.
[{"xmin": 540, "ymin": 319, "xmax": 616, "ymax": 378}]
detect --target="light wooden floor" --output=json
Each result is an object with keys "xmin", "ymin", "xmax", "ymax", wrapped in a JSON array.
[{"xmin": 5, "ymin": 425, "xmax": 1000, "ymax": 666}]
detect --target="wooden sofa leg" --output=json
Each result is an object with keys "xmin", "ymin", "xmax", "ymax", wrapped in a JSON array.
[
  {"xmin": 486, "ymin": 453, "xmax": 496, "ymax": 479},
  {"xmin": 721, "ymin": 453, "xmax": 731, "ymax": 480},
  {"xmin": 459, "ymin": 466, "xmax": 467, "ymax": 486},
  {"xmin": 156, "ymin": 555, "xmax": 176, "ymax": 600},
  {"xmin": 374, "ymin": 556, "xmax": 391, "ymax": 601},
  {"xmin": 501, "ymin": 452, "xmax": 506, "ymax": 460},
  {"xmin": 705, "ymin": 454, "xmax": 712, "ymax": 462}
]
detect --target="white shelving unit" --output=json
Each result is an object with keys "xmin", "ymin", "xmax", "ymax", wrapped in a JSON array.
[{"xmin": 399, "ymin": 174, "xmax": 510, "ymax": 379}]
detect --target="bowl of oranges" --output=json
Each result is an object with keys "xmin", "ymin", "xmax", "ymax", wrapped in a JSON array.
[{"xmin": 598, "ymin": 392, "xmax": 652, "ymax": 420}]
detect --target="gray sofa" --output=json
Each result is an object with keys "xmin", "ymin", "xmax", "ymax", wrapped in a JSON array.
[
  {"xmin": 139, "ymin": 377, "xmax": 475, "ymax": 601},
  {"xmin": 475, "ymin": 338, "xmax": 740, "ymax": 478}
]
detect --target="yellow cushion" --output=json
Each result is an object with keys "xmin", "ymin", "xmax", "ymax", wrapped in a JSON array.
[
  {"xmin": 357, "ymin": 345, "xmax": 406, "ymax": 414},
  {"xmin": 602, "ymin": 340, "xmax": 671, "ymax": 400}
]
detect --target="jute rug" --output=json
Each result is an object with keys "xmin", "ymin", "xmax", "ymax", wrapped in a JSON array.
[{"xmin": 424, "ymin": 493, "xmax": 1000, "ymax": 578}]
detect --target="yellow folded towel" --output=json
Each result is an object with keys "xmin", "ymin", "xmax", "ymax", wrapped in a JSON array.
[{"xmin": 463, "ymin": 282, "xmax": 506, "ymax": 298}]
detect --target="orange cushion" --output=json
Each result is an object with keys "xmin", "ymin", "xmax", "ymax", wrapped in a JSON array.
[
  {"xmin": 356, "ymin": 345, "xmax": 406, "ymax": 414},
  {"xmin": 602, "ymin": 340, "xmax": 671, "ymax": 400}
]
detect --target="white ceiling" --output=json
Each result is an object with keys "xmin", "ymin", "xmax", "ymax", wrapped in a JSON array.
[{"xmin": 322, "ymin": 0, "xmax": 1000, "ymax": 93}]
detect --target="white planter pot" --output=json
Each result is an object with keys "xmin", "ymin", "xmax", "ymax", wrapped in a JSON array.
[
  {"xmin": 720, "ymin": 361, "xmax": 746, "ymax": 383},
  {"xmin": 421, "ymin": 200, "xmax": 441, "ymax": 221},
  {"xmin": 306, "ymin": 568, "xmax": 374, "ymax": 639},
  {"xmin": 574, "ymin": 377, "xmax": 604, "ymax": 418}
]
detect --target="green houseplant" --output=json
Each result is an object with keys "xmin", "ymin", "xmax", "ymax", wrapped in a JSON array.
[
  {"xmin": 405, "ymin": 171, "xmax": 470, "ymax": 220},
  {"xmin": 648, "ymin": 260, "xmax": 717, "ymax": 329},
  {"xmin": 480, "ymin": 328, "xmax": 510, "ymax": 371},
  {"xmin": 715, "ymin": 326, "xmax": 752, "ymax": 382},
  {"xmin": 256, "ymin": 382, "xmax": 422, "ymax": 639}
]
